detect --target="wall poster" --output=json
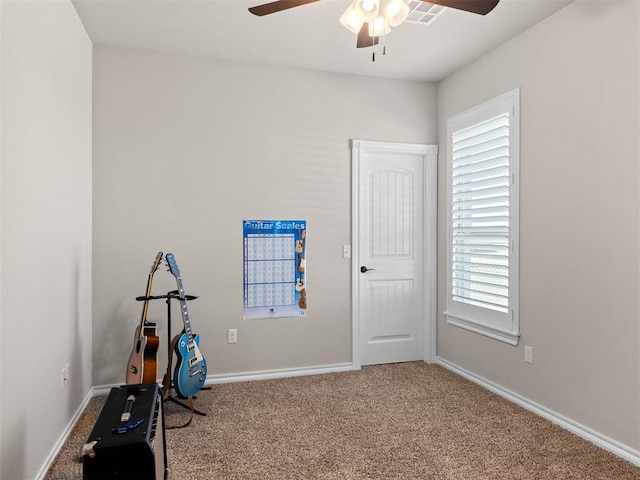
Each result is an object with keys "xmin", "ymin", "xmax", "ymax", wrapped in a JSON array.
[{"xmin": 243, "ymin": 220, "xmax": 306, "ymax": 320}]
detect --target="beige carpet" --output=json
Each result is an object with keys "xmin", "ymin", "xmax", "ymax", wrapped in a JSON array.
[{"xmin": 45, "ymin": 362, "xmax": 640, "ymax": 479}]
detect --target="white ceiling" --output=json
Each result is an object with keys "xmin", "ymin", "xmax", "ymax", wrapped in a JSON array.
[{"xmin": 72, "ymin": 0, "xmax": 572, "ymax": 82}]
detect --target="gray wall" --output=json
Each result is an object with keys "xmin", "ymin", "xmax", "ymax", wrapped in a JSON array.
[
  {"xmin": 3, "ymin": 1, "xmax": 639, "ymax": 477},
  {"xmin": 92, "ymin": 46, "xmax": 437, "ymax": 386},
  {"xmin": 437, "ymin": 0, "xmax": 640, "ymax": 450},
  {"xmin": 0, "ymin": 1, "xmax": 93, "ymax": 479}
]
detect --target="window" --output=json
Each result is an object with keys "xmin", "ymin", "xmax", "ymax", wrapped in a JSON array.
[{"xmin": 445, "ymin": 89, "xmax": 520, "ymax": 345}]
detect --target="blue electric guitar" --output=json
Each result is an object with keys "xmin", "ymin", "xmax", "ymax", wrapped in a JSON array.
[{"xmin": 165, "ymin": 253, "xmax": 207, "ymax": 398}]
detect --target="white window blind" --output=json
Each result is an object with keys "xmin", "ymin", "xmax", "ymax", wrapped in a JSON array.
[
  {"xmin": 451, "ymin": 113, "xmax": 510, "ymax": 314},
  {"xmin": 445, "ymin": 89, "xmax": 519, "ymax": 345}
]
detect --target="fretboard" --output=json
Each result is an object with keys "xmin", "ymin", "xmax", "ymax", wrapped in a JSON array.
[{"xmin": 176, "ymin": 277, "xmax": 195, "ymax": 347}]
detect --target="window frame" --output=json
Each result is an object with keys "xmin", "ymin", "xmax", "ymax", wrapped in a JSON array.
[{"xmin": 444, "ymin": 89, "xmax": 520, "ymax": 345}]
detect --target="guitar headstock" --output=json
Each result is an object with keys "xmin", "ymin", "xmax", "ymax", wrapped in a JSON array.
[
  {"xmin": 150, "ymin": 251, "xmax": 163, "ymax": 274},
  {"xmin": 165, "ymin": 252, "xmax": 180, "ymax": 278}
]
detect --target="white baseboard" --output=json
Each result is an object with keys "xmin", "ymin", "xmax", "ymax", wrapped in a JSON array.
[
  {"xmin": 436, "ymin": 356, "xmax": 640, "ymax": 468},
  {"xmin": 90, "ymin": 363, "xmax": 357, "ymax": 392},
  {"xmin": 34, "ymin": 388, "xmax": 96, "ymax": 480},
  {"xmin": 206, "ymin": 362, "xmax": 356, "ymax": 384},
  {"xmin": 91, "ymin": 383, "xmax": 121, "ymax": 396}
]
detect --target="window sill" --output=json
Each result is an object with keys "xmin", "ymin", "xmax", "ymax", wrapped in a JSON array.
[{"xmin": 444, "ymin": 311, "xmax": 520, "ymax": 346}]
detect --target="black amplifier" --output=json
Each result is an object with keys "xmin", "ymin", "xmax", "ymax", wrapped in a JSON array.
[{"xmin": 82, "ymin": 383, "xmax": 167, "ymax": 480}]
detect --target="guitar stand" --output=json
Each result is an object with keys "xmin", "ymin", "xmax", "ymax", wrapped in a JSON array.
[
  {"xmin": 164, "ymin": 290, "xmax": 208, "ymax": 417},
  {"xmin": 134, "ymin": 291, "xmax": 208, "ymax": 417}
]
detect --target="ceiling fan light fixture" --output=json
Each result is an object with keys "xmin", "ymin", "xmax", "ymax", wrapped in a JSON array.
[
  {"xmin": 354, "ymin": 0, "xmax": 379, "ymax": 22},
  {"xmin": 340, "ymin": 1, "xmax": 364, "ymax": 34},
  {"xmin": 382, "ymin": 0, "xmax": 410, "ymax": 27},
  {"xmin": 249, "ymin": 0, "xmax": 501, "ymax": 58},
  {"xmin": 356, "ymin": 22, "xmax": 379, "ymax": 48},
  {"xmin": 368, "ymin": 15, "xmax": 390, "ymax": 37}
]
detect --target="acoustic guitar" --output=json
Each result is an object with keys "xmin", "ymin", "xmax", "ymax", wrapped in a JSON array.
[
  {"xmin": 126, "ymin": 251, "xmax": 163, "ymax": 384},
  {"xmin": 165, "ymin": 253, "xmax": 207, "ymax": 398}
]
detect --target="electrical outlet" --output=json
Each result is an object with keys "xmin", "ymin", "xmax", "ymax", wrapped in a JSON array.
[
  {"xmin": 342, "ymin": 245, "xmax": 351, "ymax": 259},
  {"xmin": 60, "ymin": 364, "xmax": 69, "ymax": 391},
  {"xmin": 524, "ymin": 346, "xmax": 533, "ymax": 364},
  {"xmin": 227, "ymin": 328, "xmax": 238, "ymax": 344}
]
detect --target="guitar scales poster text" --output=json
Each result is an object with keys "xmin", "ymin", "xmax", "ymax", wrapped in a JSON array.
[{"xmin": 243, "ymin": 220, "xmax": 307, "ymax": 320}]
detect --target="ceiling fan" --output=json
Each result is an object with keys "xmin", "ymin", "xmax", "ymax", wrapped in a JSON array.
[{"xmin": 249, "ymin": 0, "xmax": 500, "ymax": 50}]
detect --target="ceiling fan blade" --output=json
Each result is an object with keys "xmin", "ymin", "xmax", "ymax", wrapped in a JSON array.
[
  {"xmin": 356, "ymin": 23, "xmax": 379, "ymax": 48},
  {"xmin": 249, "ymin": 0, "xmax": 320, "ymax": 16},
  {"xmin": 427, "ymin": 0, "xmax": 500, "ymax": 15}
]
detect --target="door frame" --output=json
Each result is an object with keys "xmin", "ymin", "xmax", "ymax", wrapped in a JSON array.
[{"xmin": 351, "ymin": 139, "xmax": 438, "ymax": 369}]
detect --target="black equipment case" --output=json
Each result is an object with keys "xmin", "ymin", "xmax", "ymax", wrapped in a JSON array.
[{"xmin": 82, "ymin": 383, "xmax": 167, "ymax": 480}]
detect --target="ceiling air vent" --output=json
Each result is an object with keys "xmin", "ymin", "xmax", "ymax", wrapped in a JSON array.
[{"xmin": 404, "ymin": 1, "xmax": 447, "ymax": 25}]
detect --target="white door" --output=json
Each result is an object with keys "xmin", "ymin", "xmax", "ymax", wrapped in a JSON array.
[{"xmin": 352, "ymin": 140, "xmax": 437, "ymax": 366}]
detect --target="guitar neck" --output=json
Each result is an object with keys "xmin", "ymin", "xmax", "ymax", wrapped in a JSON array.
[
  {"xmin": 138, "ymin": 272, "xmax": 155, "ymax": 337},
  {"xmin": 138, "ymin": 252, "xmax": 163, "ymax": 337},
  {"xmin": 175, "ymin": 277, "xmax": 195, "ymax": 346}
]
